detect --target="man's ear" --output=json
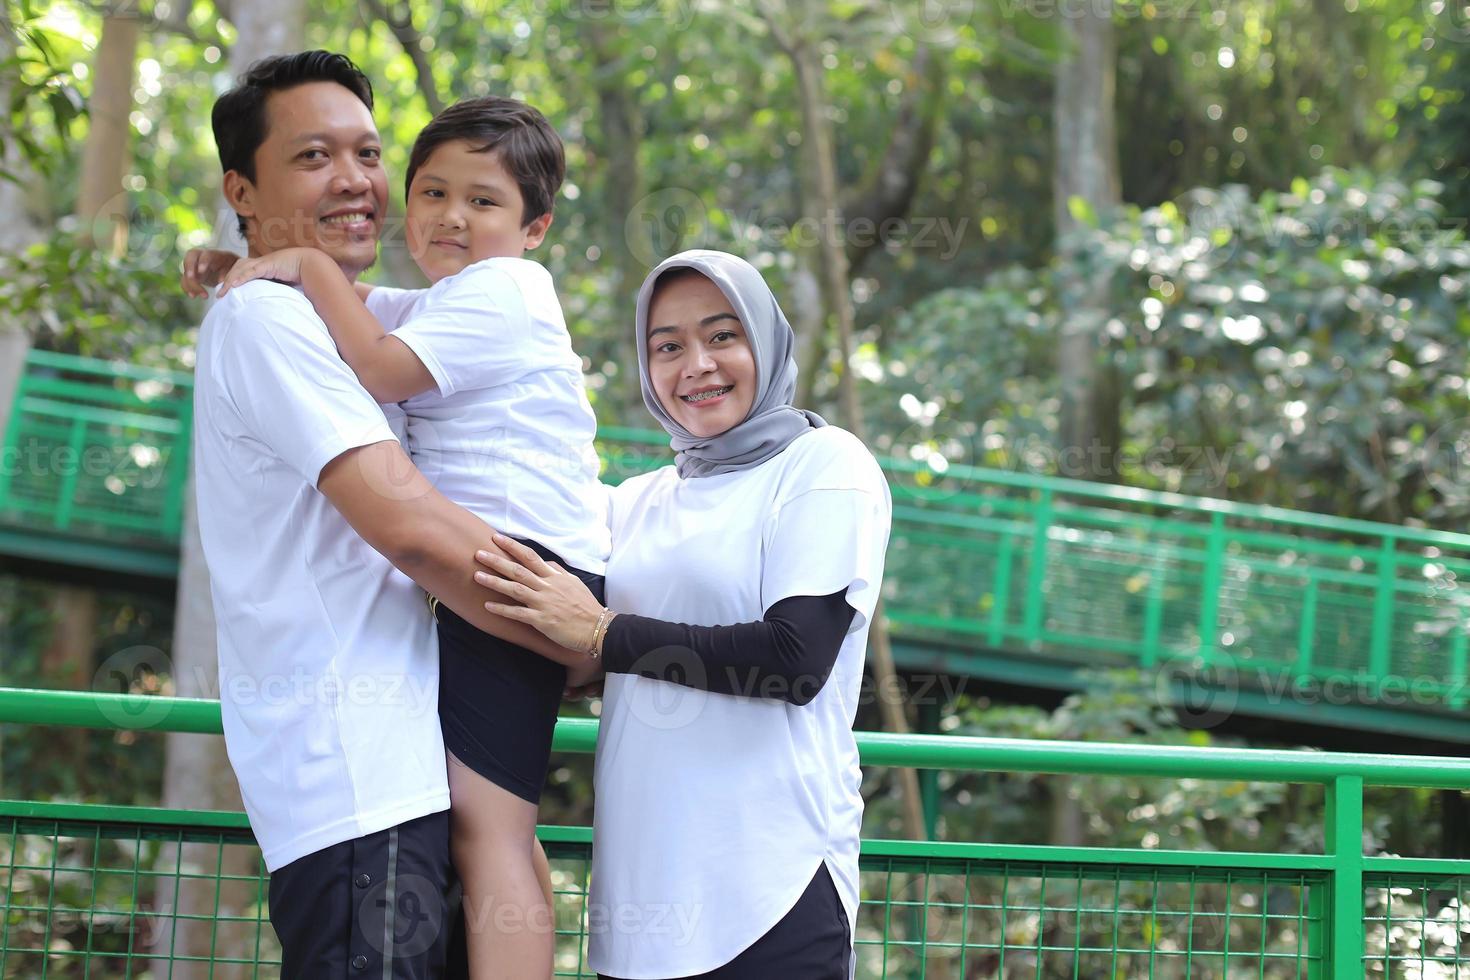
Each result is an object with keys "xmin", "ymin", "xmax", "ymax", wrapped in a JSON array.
[
  {"xmin": 222, "ymin": 170, "xmax": 257, "ymax": 227},
  {"xmin": 522, "ymin": 212, "xmax": 553, "ymax": 250}
]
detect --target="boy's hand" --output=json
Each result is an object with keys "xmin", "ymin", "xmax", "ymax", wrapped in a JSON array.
[
  {"xmin": 216, "ymin": 247, "xmax": 318, "ymax": 298},
  {"xmin": 181, "ymin": 248, "xmax": 242, "ymax": 297}
]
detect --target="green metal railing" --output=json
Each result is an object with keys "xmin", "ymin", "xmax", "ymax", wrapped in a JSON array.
[
  {"xmin": 2, "ymin": 688, "xmax": 1470, "ymax": 978},
  {"xmin": 6, "ymin": 351, "xmax": 1470, "ymax": 719}
]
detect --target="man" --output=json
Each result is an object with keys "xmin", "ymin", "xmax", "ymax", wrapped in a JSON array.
[{"xmin": 193, "ymin": 50, "xmax": 562, "ymax": 978}]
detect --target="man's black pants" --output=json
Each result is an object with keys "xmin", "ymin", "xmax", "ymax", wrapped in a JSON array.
[{"xmin": 268, "ymin": 809, "xmax": 468, "ymax": 979}]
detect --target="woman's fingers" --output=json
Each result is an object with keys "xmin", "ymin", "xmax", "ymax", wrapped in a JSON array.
[
  {"xmin": 490, "ymin": 532, "xmax": 558, "ymax": 577},
  {"xmin": 474, "ymin": 570, "xmax": 537, "ymax": 603},
  {"xmin": 484, "ymin": 601, "xmax": 535, "ymax": 622},
  {"xmin": 474, "ymin": 551, "xmax": 544, "ymax": 591}
]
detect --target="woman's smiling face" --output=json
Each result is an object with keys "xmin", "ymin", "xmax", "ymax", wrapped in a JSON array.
[{"xmin": 646, "ymin": 271, "xmax": 758, "ymax": 438}]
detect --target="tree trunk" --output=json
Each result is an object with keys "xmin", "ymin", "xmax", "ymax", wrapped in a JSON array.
[
  {"xmin": 38, "ymin": 587, "xmax": 97, "ymax": 786},
  {"xmin": 76, "ymin": 16, "xmax": 140, "ymax": 256},
  {"xmin": 791, "ymin": 264, "xmax": 825, "ymax": 409},
  {"xmin": 1442, "ymin": 790, "xmax": 1470, "ymax": 860},
  {"xmin": 0, "ymin": 9, "xmax": 43, "ymax": 257},
  {"xmin": 153, "ymin": 6, "xmax": 306, "ymax": 974},
  {"xmin": 1053, "ymin": 0, "xmax": 1122, "ymax": 482},
  {"xmin": 842, "ymin": 45, "xmax": 949, "ymax": 276},
  {"xmin": 360, "ymin": 0, "xmax": 445, "ymax": 115},
  {"xmin": 0, "ymin": 329, "xmax": 27, "ymax": 440},
  {"xmin": 0, "ymin": 9, "xmax": 34, "ymax": 434},
  {"xmin": 360, "ymin": 0, "xmax": 437, "ymax": 290},
  {"xmin": 772, "ymin": 8, "xmax": 927, "ymax": 846},
  {"xmin": 1049, "ymin": 776, "xmax": 1086, "ymax": 846},
  {"xmin": 153, "ymin": 478, "xmax": 258, "ymax": 979},
  {"xmin": 0, "ymin": 13, "xmax": 39, "ymax": 798},
  {"xmin": 580, "ymin": 19, "xmax": 649, "ymax": 420}
]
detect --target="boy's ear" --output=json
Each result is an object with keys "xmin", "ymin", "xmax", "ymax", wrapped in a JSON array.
[
  {"xmin": 522, "ymin": 212, "xmax": 553, "ymax": 250},
  {"xmin": 222, "ymin": 170, "xmax": 257, "ymax": 226}
]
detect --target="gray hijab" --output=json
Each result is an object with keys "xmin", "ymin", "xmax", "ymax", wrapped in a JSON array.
[{"xmin": 635, "ymin": 249, "xmax": 826, "ymax": 479}]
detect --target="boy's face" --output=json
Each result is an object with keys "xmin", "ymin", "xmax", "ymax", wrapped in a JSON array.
[
  {"xmin": 406, "ymin": 140, "xmax": 552, "ymax": 283},
  {"xmin": 223, "ymin": 81, "xmax": 387, "ymax": 279}
]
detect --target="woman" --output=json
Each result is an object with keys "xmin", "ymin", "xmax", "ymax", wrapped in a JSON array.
[{"xmin": 473, "ymin": 249, "xmax": 891, "ymax": 978}]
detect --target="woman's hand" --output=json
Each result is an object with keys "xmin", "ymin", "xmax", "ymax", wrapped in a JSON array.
[
  {"xmin": 216, "ymin": 247, "xmax": 319, "ymax": 297},
  {"xmin": 474, "ymin": 532, "xmax": 610, "ymax": 663},
  {"xmin": 181, "ymin": 248, "xmax": 242, "ymax": 298}
]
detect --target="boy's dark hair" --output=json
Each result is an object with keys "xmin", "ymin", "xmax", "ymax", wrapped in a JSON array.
[
  {"xmin": 404, "ymin": 97, "xmax": 566, "ymax": 228},
  {"xmin": 211, "ymin": 50, "xmax": 375, "ymax": 236}
]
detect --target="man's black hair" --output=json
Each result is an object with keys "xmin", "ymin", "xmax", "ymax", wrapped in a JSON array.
[
  {"xmin": 211, "ymin": 50, "xmax": 375, "ymax": 236},
  {"xmin": 404, "ymin": 96, "xmax": 565, "ymax": 228}
]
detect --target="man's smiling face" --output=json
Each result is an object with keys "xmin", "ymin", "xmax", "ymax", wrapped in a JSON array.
[{"xmin": 224, "ymin": 81, "xmax": 387, "ymax": 279}]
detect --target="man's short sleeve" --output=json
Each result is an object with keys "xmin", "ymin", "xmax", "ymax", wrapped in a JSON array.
[
  {"xmin": 390, "ymin": 265, "xmax": 532, "ymax": 398},
  {"xmin": 212, "ymin": 287, "xmax": 399, "ymax": 486}
]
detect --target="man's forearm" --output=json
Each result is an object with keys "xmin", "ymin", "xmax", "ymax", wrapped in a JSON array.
[
  {"xmin": 391, "ymin": 493, "xmax": 583, "ymax": 665},
  {"xmin": 318, "ymin": 441, "xmax": 583, "ymax": 665}
]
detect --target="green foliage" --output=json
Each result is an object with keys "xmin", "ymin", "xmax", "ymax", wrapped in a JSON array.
[
  {"xmin": 1400, "ymin": 15, "xmax": 1470, "ymax": 222},
  {"xmin": 0, "ymin": 2, "xmax": 86, "ymax": 181},
  {"xmin": 870, "ymin": 169, "xmax": 1470, "ymax": 525},
  {"xmin": 925, "ymin": 671, "xmax": 1291, "ymax": 854},
  {"xmin": 0, "ymin": 230, "xmax": 197, "ymax": 368}
]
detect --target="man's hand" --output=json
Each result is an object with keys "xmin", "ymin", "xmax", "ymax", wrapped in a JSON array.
[
  {"xmin": 181, "ymin": 248, "xmax": 242, "ymax": 298},
  {"xmin": 217, "ymin": 247, "xmax": 322, "ymax": 297}
]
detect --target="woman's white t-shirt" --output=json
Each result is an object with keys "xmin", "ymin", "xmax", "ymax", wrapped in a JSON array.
[
  {"xmin": 590, "ymin": 425, "xmax": 892, "ymax": 978},
  {"xmin": 366, "ymin": 257, "xmax": 609, "ymax": 572}
]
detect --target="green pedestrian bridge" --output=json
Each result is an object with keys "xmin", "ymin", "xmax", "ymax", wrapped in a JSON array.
[{"xmin": 5, "ymin": 348, "xmax": 1470, "ymax": 745}]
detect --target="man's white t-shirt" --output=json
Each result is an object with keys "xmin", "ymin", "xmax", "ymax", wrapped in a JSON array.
[
  {"xmin": 590, "ymin": 425, "xmax": 892, "ymax": 977},
  {"xmin": 366, "ymin": 257, "xmax": 609, "ymax": 573},
  {"xmin": 193, "ymin": 280, "xmax": 448, "ymax": 872}
]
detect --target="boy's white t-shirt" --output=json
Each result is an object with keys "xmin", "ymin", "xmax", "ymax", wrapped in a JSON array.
[
  {"xmin": 366, "ymin": 257, "xmax": 609, "ymax": 572},
  {"xmin": 193, "ymin": 280, "xmax": 448, "ymax": 872},
  {"xmin": 590, "ymin": 426, "xmax": 892, "ymax": 978}
]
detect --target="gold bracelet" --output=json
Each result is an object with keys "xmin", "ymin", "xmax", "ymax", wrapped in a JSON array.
[
  {"xmin": 584, "ymin": 608, "xmax": 604, "ymax": 658},
  {"xmin": 586, "ymin": 606, "xmax": 612, "ymax": 659},
  {"xmin": 592, "ymin": 610, "xmax": 616, "ymax": 657}
]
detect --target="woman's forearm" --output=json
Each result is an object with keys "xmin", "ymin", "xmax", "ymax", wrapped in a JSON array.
[{"xmin": 599, "ymin": 591, "xmax": 854, "ymax": 706}]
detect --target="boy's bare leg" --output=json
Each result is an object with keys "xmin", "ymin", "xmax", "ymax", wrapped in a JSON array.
[
  {"xmin": 447, "ymin": 751, "xmax": 554, "ymax": 980},
  {"xmin": 533, "ymin": 837, "xmax": 554, "ymax": 915}
]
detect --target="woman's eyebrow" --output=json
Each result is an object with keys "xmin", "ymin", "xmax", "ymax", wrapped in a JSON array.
[{"xmin": 649, "ymin": 312, "xmax": 738, "ymax": 336}]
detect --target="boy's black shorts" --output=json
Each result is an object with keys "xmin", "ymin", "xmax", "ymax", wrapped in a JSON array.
[{"xmin": 434, "ymin": 537, "xmax": 605, "ymax": 804}]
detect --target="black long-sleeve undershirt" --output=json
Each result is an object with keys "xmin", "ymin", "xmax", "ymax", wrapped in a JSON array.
[{"xmin": 599, "ymin": 590, "xmax": 856, "ymax": 706}]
